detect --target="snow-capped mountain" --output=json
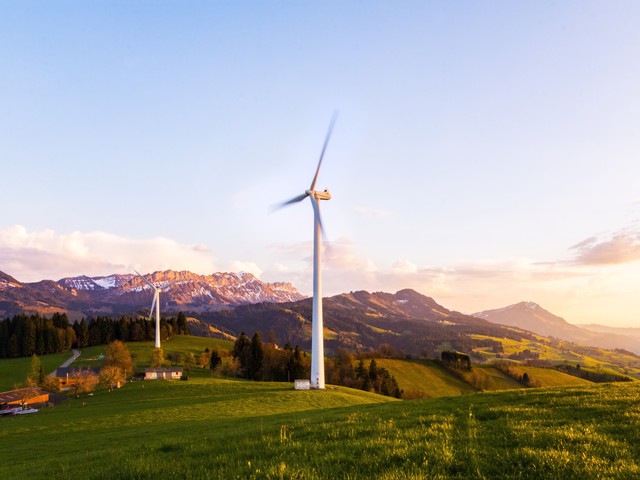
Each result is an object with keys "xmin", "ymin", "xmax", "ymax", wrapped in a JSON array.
[{"xmin": 0, "ymin": 269, "xmax": 304, "ymax": 318}]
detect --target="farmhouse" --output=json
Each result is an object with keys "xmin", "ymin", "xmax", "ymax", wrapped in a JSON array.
[
  {"xmin": 55, "ymin": 367, "xmax": 102, "ymax": 389},
  {"xmin": 0, "ymin": 388, "xmax": 50, "ymax": 409},
  {"xmin": 144, "ymin": 368, "xmax": 183, "ymax": 380}
]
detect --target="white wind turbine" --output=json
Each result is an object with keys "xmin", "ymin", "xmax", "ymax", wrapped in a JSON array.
[
  {"xmin": 134, "ymin": 270, "xmax": 176, "ymax": 349},
  {"xmin": 275, "ymin": 113, "xmax": 338, "ymax": 389}
]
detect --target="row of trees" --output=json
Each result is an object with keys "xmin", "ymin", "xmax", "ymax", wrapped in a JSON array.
[
  {"xmin": 231, "ymin": 332, "xmax": 308, "ymax": 382},
  {"xmin": 0, "ymin": 312, "xmax": 190, "ymax": 359},
  {"xmin": 229, "ymin": 333, "xmax": 402, "ymax": 398},
  {"xmin": 327, "ymin": 350, "xmax": 402, "ymax": 398}
]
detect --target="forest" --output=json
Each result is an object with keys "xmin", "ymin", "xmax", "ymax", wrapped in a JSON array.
[{"xmin": 0, "ymin": 312, "xmax": 189, "ymax": 359}]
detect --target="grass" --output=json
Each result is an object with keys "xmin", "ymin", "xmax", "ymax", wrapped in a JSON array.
[
  {"xmin": 0, "ymin": 351, "xmax": 74, "ymax": 391},
  {"xmin": 375, "ymin": 358, "xmax": 476, "ymax": 398},
  {"xmin": 465, "ymin": 365, "xmax": 524, "ymax": 391},
  {"xmin": 72, "ymin": 335, "xmax": 233, "ymax": 367},
  {"xmin": 507, "ymin": 365, "xmax": 593, "ymax": 388},
  {"xmin": 1, "ymin": 377, "xmax": 640, "ymax": 479}
]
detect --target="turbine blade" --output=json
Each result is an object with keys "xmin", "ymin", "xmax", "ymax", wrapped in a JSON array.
[
  {"xmin": 134, "ymin": 269, "xmax": 155, "ymax": 289},
  {"xmin": 310, "ymin": 111, "xmax": 339, "ymax": 191},
  {"xmin": 317, "ymin": 209, "xmax": 330, "ymax": 246},
  {"xmin": 311, "ymin": 196, "xmax": 331, "ymax": 248},
  {"xmin": 159, "ymin": 281, "xmax": 179, "ymax": 291},
  {"xmin": 270, "ymin": 192, "xmax": 309, "ymax": 212},
  {"xmin": 149, "ymin": 294, "xmax": 157, "ymax": 322}
]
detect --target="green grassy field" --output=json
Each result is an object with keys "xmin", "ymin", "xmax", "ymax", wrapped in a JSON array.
[
  {"xmin": 0, "ymin": 351, "xmax": 74, "ymax": 391},
  {"xmin": 376, "ymin": 358, "xmax": 476, "ymax": 398},
  {"xmin": 464, "ymin": 365, "xmax": 524, "ymax": 391},
  {"xmin": 72, "ymin": 335, "xmax": 233, "ymax": 367},
  {"xmin": 1, "ymin": 377, "xmax": 639, "ymax": 479},
  {"xmin": 507, "ymin": 365, "xmax": 594, "ymax": 388}
]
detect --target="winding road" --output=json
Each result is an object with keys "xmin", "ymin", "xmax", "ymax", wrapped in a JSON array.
[{"xmin": 48, "ymin": 349, "xmax": 81, "ymax": 377}]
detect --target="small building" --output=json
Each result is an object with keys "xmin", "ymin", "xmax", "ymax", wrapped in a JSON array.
[
  {"xmin": 0, "ymin": 388, "xmax": 50, "ymax": 409},
  {"xmin": 55, "ymin": 367, "xmax": 102, "ymax": 389},
  {"xmin": 144, "ymin": 368, "xmax": 183, "ymax": 380},
  {"xmin": 294, "ymin": 379, "xmax": 310, "ymax": 390}
]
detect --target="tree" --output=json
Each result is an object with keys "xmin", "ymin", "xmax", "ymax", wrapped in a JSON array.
[
  {"xmin": 103, "ymin": 340, "xmax": 134, "ymax": 377},
  {"xmin": 248, "ymin": 333, "xmax": 264, "ymax": 381},
  {"xmin": 70, "ymin": 368, "xmax": 99, "ymax": 398},
  {"xmin": 100, "ymin": 366, "xmax": 127, "ymax": 392},
  {"xmin": 78, "ymin": 318, "xmax": 89, "ymax": 348},
  {"xmin": 25, "ymin": 353, "xmax": 42, "ymax": 387},
  {"xmin": 232, "ymin": 332, "xmax": 251, "ymax": 377},
  {"xmin": 198, "ymin": 350, "xmax": 211, "ymax": 368},
  {"xmin": 150, "ymin": 347, "xmax": 166, "ymax": 368},
  {"xmin": 369, "ymin": 359, "xmax": 378, "ymax": 384},
  {"xmin": 210, "ymin": 348, "xmax": 222, "ymax": 373},
  {"xmin": 183, "ymin": 352, "xmax": 196, "ymax": 373},
  {"xmin": 289, "ymin": 346, "xmax": 307, "ymax": 380}
]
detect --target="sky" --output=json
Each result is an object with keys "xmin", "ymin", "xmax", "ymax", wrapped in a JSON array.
[{"xmin": 2, "ymin": 1, "xmax": 640, "ymax": 327}]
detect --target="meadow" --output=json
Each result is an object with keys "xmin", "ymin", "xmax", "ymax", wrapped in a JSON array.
[{"xmin": 2, "ymin": 375, "xmax": 640, "ymax": 479}]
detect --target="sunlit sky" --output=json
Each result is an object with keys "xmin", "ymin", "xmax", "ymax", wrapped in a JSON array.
[{"xmin": 2, "ymin": 2, "xmax": 640, "ymax": 327}]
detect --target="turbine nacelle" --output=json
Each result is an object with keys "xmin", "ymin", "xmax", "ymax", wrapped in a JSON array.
[{"xmin": 306, "ymin": 189, "xmax": 331, "ymax": 201}]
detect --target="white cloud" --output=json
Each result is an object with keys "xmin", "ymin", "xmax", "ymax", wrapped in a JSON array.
[
  {"xmin": 227, "ymin": 261, "xmax": 264, "ymax": 278},
  {"xmin": 352, "ymin": 206, "xmax": 392, "ymax": 218},
  {"xmin": 0, "ymin": 225, "xmax": 217, "ymax": 282},
  {"xmin": 392, "ymin": 260, "xmax": 418, "ymax": 274}
]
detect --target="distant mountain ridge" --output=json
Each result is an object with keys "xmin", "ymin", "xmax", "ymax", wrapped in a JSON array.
[
  {"xmin": 199, "ymin": 288, "xmax": 527, "ymax": 355},
  {"xmin": 475, "ymin": 302, "xmax": 640, "ymax": 354},
  {"xmin": 0, "ymin": 269, "xmax": 304, "ymax": 318}
]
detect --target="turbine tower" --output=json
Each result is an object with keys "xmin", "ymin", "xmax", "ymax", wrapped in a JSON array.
[
  {"xmin": 275, "ymin": 113, "xmax": 337, "ymax": 389},
  {"xmin": 134, "ymin": 270, "xmax": 175, "ymax": 349}
]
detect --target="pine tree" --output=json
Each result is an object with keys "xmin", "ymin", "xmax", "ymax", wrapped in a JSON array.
[
  {"xmin": 210, "ymin": 348, "xmax": 222, "ymax": 373},
  {"xmin": 248, "ymin": 332, "xmax": 264, "ymax": 381},
  {"xmin": 232, "ymin": 332, "xmax": 251, "ymax": 378}
]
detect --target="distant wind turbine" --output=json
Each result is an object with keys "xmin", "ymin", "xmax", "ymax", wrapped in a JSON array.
[
  {"xmin": 134, "ymin": 270, "xmax": 176, "ymax": 349},
  {"xmin": 274, "ymin": 113, "xmax": 338, "ymax": 389}
]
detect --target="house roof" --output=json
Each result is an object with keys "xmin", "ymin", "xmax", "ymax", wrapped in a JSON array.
[
  {"xmin": 56, "ymin": 366, "xmax": 101, "ymax": 378},
  {"xmin": 0, "ymin": 388, "xmax": 49, "ymax": 404}
]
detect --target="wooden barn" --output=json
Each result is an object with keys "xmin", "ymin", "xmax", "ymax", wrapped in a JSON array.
[{"xmin": 0, "ymin": 388, "xmax": 50, "ymax": 409}]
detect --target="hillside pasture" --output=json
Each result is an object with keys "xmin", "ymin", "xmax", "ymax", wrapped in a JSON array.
[
  {"xmin": 0, "ymin": 351, "xmax": 73, "ymax": 391},
  {"xmin": 376, "ymin": 358, "xmax": 477, "ymax": 398},
  {"xmin": 505, "ymin": 365, "xmax": 593, "ymax": 388}
]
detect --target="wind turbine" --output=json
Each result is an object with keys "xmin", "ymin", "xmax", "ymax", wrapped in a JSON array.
[
  {"xmin": 275, "ymin": 113, "xmax": 338, "ymax": 389},
  {"xmin": 134, "ymin": 270, "xmax": 176, "ymax": 349}
]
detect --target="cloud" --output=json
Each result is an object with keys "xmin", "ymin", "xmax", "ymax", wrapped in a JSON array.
[
  {"xmin": 392, "ymin": 260, "xmax": 418, "ymax": 274},
  {"xmin": 352, "ymin": 206, "xmax": 392, "ymax": 218},
  {"xmin": 570, "ymin": 230, "xmax": 640, "ymax": 265},
  {"xmin": 0, "ymin": 225, "xmax": 217, "ymax": 282},
  {"xmin": 227, "ymin": 261, "xmax": 264, "ymax": 278}
]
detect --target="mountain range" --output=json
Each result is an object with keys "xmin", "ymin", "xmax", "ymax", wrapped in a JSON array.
[
  {"xmin": 0, "ymin": 270, "xmax": 303, "ymax": 319},
  {"xmin": 475, "ymin": 302, "xmax": 640, "ymax": 354},
  {"xmin": 2, "ymin": 269, "xmax": 638, "ymax": 355}
]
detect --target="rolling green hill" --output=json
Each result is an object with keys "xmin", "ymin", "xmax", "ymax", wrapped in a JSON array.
[
  {"xmin": 2, "ymin": 378, "xmax": 640, "ymax": 479},
  {"xmin": 375, "ymin": 358, "xmax": 476, "ymax": 398}
]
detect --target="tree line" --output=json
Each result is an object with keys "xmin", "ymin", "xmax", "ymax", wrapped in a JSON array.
[
  {"xmin": 229, "ymin": 333, "xmax": 402, "ymax": 398},
  {"xmin": 0, "ymin": 312, "xmax": 190, "ymax": 359}
]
